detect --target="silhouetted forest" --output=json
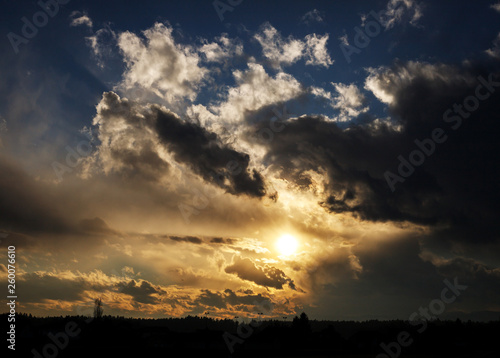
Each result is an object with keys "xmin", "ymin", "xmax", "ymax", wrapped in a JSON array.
[{"xmin": 5, "ymin": 312, "xmax": 500, "ymax": 357}]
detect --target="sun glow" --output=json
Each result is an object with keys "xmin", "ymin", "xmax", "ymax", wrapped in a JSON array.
[{"xmin": 276, "ymin": 234, "xmax": 299, "ymax": 256}]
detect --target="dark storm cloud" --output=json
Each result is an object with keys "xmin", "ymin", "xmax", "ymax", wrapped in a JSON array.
[
  {"xmin": 302, "ymin": 238, "xmax": 440, "ymax": 318},
  {"xmin": 118, "ymin": 279, "xmax": 167, "ymax": 304},
  {"xmin": 108, "ymin": 143, "xmax": 170, "ymax": 182},
  {"xmin": 353, "ymin": 237, "xmax": 443, "ymax": 296},
  {"xmin": 152, "ymin": 105, "xmax": 267, "ymax": 198},
  {"xmin": 225, "ymin": 257, "xmax": 301, "ymax": 291},
  {"xmin": 93, "ymin": 91, "xmax": 170, "ymax": 182},
  {"xmin": 96, "ymin": 92, "xmax": 267, "ymax": 198},
  {"xmin": 261, "ymin": 60, "xmax": 500, "ymax": 244},
  {"xmin": 0, "ymin": 156, "xmax": 72, "ymax": 235},
  {"xmin": 435, "ymin": 257, "xmax": 500, "ymax": 296},
  {"xmin": 305, "ymin": 236, "xmax": 500, "ymax": 320},
  {"xmin": 302, "ymin": 236, "xmax": 499, "ymax": 320}
]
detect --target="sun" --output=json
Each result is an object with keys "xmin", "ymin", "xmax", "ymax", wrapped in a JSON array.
[{"xmin": 276, "ymin": 234, "xmax": 299, "ymax": 256}]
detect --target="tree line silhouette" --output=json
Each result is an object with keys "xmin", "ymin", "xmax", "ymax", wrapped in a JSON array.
[{"xmin": 3, "ymin": 311, "xmax": 500, "ymax": 357}]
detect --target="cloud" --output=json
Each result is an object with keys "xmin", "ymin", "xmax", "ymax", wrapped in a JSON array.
[
  {"xmin": 69, "ymin": 11, "xmax": 93, "ymax": 28},
  {"xmin": 300, "ymin": 237, "xmax": 484, "ymax": 320},
  {"xmin": 193, "ymin": 288, "xmax": 272, "ymax": 312},
  {"xmin": 300, "ymin": 9, "xmax": 325, "ymax": 25},
  {"xmin": 4, "ymin": 10, "xmax": 500, "ymax": 322},
  {"xmin": 261, "ymin": 60, "xmax": 500, "ymax": 246},
  {"xmin": 338, "ymin": 33, "xmax": 349, "ymax": 46},
  {"xmin": 254, "ymin": 23, "xmax": 333, "ymax": 68},
  {"xmin": 79, "ymin": 217, "xmax": 118, "ymax": 235},
  {"xmin": 364, "ymin": 61, "xmax": 473, "ymax": 105},
  {"xmin": 117, "ymin": 23, "xmax": 207, "ymax": 104},
  {"xmin": 210, "ymin": 237, "xmax": 225, "ymax": 244},
  {"xmin": 491, "ymin": 2, "xmax": 500, "ymax": 13},
  {"xmin": 254, "ymin": 23, "xmax": 304, "ymax": 68},
  {"xmin": 304, "ymin": 33, "xmax": 334, "ymax": 67},
  {"xmin": 17, "ymin": 271, "xmax": 108, "ymax": 303},
  {"xmin": 85, "ymin": 25, "xmax": 117, "ymax": 68},
  {"xmin": 14, "ymin": 269, "xmax": 176, "ymax": 314},
  {"xmin": 211, "ymin": 63, "xmax": 304, "ymax": 126},
  {"xmin": 154, "ymin": 105, "xmax": 267, "ymax": 198},
  {"xmin": 86, "ymin": 91, "xmax": 170, "ymax": 182},
  {"xmin": 312, "ymin": 82, "xmax": 369, "ymax": 121},
  {"xmin": 225, "ymin": 256, "xmax": 300, "ymax": 290},
  {"xmin": 0, "ymin": 155, "xmax": 72, "ymax": 235},
  {"xmin": 168, "ymin": 235, "xmax": 203, "ymax": 244},
  {"xmin": 199, "ymin": 34, "xmax": 243, "ymax": 63},
  {"xmin": 382, "ymin": 0, "xmax": 423, "ymax": 29},
  {"xmin": 14, "ymin": 262, "xmax": 289, "ymax": 317},
  {"xmin": 88, "ymin": 91, "xmax": 268, "ymax": 198},
  {"xmin": 305, "ymin": 246, "xmax": 363, "ymax": 290},
  {"xmin": 332, "ymin": 83, "xmax": 367, "ymax": 110},
  {"xmin": 0, "ymin": 115, "xmax": 7, "ymax": 146},
  {"xmin": 119, "ymin": 279, "xmax": 167, "ymax": 304},
  {"xmin": 486, "ymin": 33, "xmax": 500, "ymax": 59},
  {"xmin": 210, "ymin": 237, "xmax": 236, "ymax": 244}
]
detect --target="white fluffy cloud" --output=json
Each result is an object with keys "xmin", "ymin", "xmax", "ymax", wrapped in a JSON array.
[
  {"xmin": 254, "ymin": 23, "xmax": 333, "ymax": 68},
  {"xmin": 331, "ymin": 83, "xmax": 368, "ymax": 120},
  {"xmin": 210, "ymin": 63, "xmax": 303, "ymax": 125},
  {"xmin": 254, "ymin": 23, "xmax": 305, "ymax": 68},
  {"xmin": 199, "ymin": 34, "xmax": 243, "ymax": 63},
  {"xmin": 310, "ymin": 83, "xmax": 368, "ymax": 122},
  {"xmin": 117, "ymin": 23, "xmax": 208, "ymax": 104},
  {"xmin": 304, "ymin": 33, "xmax": 334, "ymax": 67}
]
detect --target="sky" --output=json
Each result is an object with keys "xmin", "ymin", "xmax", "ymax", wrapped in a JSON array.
[{"xmin": 1, "ymin": 0, "xmax": 500, "ymax": 321}]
